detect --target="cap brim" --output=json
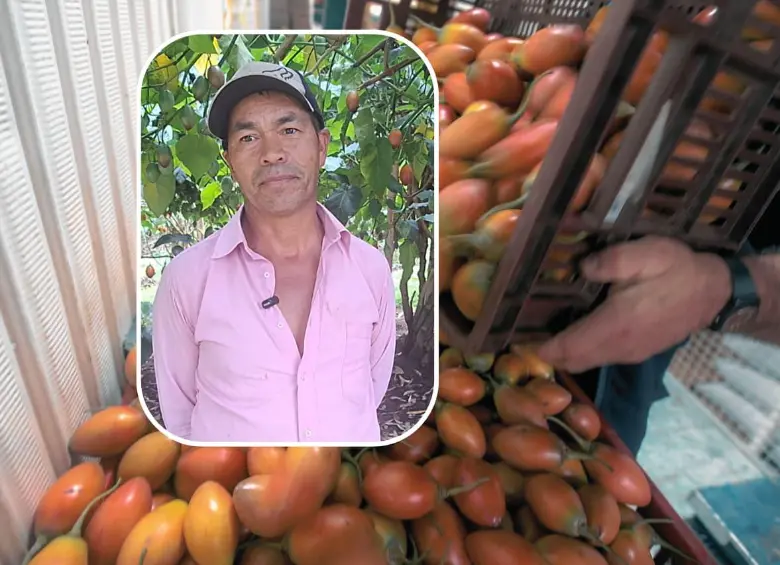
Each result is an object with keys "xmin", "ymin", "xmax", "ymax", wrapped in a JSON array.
[{"xmin": 207, "ymin": 75, "xmax": 313, "ymax": 141}]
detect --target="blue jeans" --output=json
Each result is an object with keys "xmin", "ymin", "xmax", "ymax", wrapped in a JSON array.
[{"xmin": 594, "ymin": 342, "xmax": 686, "ymax": 456}]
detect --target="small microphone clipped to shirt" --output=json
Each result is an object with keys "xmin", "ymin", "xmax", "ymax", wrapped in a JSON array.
[{"xmin": 261, "ymin": 296, "xmax": 280, "ymax": 309}]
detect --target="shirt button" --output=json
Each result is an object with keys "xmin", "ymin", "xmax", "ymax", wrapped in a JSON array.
[
  {"xmin": 305, "ymin": 429, "xmax": 312, "ymax": 438},
  {"xmin": 277, "ymin": 322, "xmax": 283, "ymax": 328},
  {"xmin": 264, "ymin": 272, "xmax": 270, "ymax": 278}
]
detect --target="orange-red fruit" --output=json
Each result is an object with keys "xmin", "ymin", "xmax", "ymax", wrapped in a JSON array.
[
  {"xmin": 388, "ymin": 129, "xmax": 402, "ymax": 149},
  {"xmin": 69, "ymin": 406, "xmax": 150, "ymax": 458},
  {"xmin": 442, "ymin": 72, "xmax": 475, "ymax": 114},
  {"xmin": 450, "ymin": 7, "xmax": 492, "ymax": 31},
  {"xmin": 451, "ymin": 260, "xmax": 495, "ymax": 322},
  {"xmin": 34, "ymin": 462, "xmax": 107, "ymax": 537},
  {"xmin": 428, "ymin": 44, "xmax": 476, "ymax": 77},
  {"xmin": 440, "ymin": 179, "xmax": 494, "ymax": 237},
  {"xmin": 85, "ymin": 477, "xmax": 154, "ymax": 565},
  {"xmin": 346, "ymin": 91, "xmax": 359, "ymax": 112},
  {"xmin": 467, "ymin": 59, "xmax": 524, "ymax": 107},
  {"xmin": 512, "ymin": 25, "xmax": 587, "ymax": 75},
  {"xmin": 400, "ymin": 164, "xmax": 414, "ymax": 186}
]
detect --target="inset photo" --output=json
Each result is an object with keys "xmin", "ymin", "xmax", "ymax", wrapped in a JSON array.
[{"xmin": 138, "ymin": 32, "xmax": 437, "ymax": 445}]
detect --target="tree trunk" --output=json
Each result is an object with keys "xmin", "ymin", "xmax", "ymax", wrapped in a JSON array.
[{"xmin": 403, "ymin": 277, "xmax": 434, "ymax": 373}]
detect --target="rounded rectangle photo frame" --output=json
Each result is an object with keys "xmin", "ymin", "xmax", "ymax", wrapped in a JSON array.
[{"xmin": 135, "ymin": 29, "xmax": 440, "ymax": 449}]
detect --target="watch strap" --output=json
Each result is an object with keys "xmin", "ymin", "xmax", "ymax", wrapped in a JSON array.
[{"xmin": 710, "ymin": 256, "xmax": 760, "ymax": 331}]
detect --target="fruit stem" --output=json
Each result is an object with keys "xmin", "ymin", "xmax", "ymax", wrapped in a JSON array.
[
  {"xmin": 20, "ymin": 534, "xmax": 48, "ymax": 565},
  {"xmin": 341, "ymin": 451, "xmax": 364, "ymax": 485},
  {"xmin": 139, "ymin": 547, "xmax": 148, "ymax": 565},
  {"xmin": 547, "ymin": 416, "xmax": 592, "ymax": 451},
  {"xmin": 446, "ymin": 234, "xmax": 481, "ymax": 259},
  {"xmin": 444, "ymin": 476, "xmax": 490, "ymax": 498},
  {"xmin": 506, "ymin": 68, "xmax": 554, "ymax": 126},
  {"xmin": 409, "ymin": 14, "xmax": 442, "ymax": 33},
  {"xmin": 655, "ymin": 538, "xmax": 696, "ymax": 562},
  {"xmin": 568, "ymin": 451, "xmax": 613, "ymax": 473},
  {"xmin": 476, "ymin": 193, "xmax": 529, "ymax": 228},
  {"xmin": 69, "ymin": 478, "xmax": 124, "ymax": 538}
]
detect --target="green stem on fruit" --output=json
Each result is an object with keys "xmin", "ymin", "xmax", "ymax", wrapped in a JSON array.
[
  {"xmin": 505, "ymin": 68, "xmax": 554, "ymax": 125},
  {"xmin": 139, "ymin": 547, "xmax": 148, "ymax": 565},
  {"xmin": 445, "ymin": 234, "xmax": 481, "ymax": 259},
  {"xmin": 654, "ymin": 537, "xmax": 696, "ymax": 562},
  {"xmin": 341, "ymin": 451, "xmax": 364, "ymax": 484},
  {"xmin": 548, "ymin": 416, "xmax": 592, "ymax": 451},
  {"xmin": 476, "ymin": 193, "xmax": 529, "ymax": 227},
  {"xmin": 69, "ymin": 478, "xmax": 124, "ymax": 538},
  {"xmin": 409, "ymin": 14, "xmax": 442, "ymax": 34},
  {"xmin": 444, "ymin": 477, "xmax": 490, "ymax": 498},
  {"xmin": 20, "ymin": 534, "xmax": 49, "ymax": 565},
  {"xmin": 567, "ymin": 451, "xmax": 613, "ymax": 473}
]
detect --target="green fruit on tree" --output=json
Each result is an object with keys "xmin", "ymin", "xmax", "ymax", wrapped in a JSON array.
[
  {"xmin": 193, "ymin": 75, "xmax": 209, "ymax": 101},
  {"xmin": 172, "ymin": 245, "xmax": 184, "ymax": 256},
  {"xmin": 220, "ymin": 177, "xmax": 234, "ymax": 192},
  {"xmin": 208, "ymin": 66, "xmax": 225, "ymax": 89},
  {"xmin": 181, "ymin": 105, "xmax": 197, "ymax": 131},
  {"xmin": 156, "ymin": 145, "xmax": 172, "ymax": 168},
  {"xmin": 145, "ymin": 162, "xmax": 161, "ymax": 182},
  {"xmin": 159, "ymin": 88, "xmax": 175, "ymax": 112}
]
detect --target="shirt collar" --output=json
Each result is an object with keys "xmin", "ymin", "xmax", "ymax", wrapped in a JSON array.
[{"xmin": 211, "ymin": 202, "xmax": 351, "ymax": 260}]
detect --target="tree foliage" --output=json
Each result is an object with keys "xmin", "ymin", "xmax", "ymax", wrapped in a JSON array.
[{"xmin": 140, "ymin": 34, "xmax": 435, "ymax": 353}]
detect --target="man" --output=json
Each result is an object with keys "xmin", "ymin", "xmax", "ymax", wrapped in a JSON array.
[
  {"xmin": 538, "ymin": 195, "xmax": 780, "ymax": 454},
  {"xmin": 153, "ymin": 61, "xmax": 396, "ymax": 443}
]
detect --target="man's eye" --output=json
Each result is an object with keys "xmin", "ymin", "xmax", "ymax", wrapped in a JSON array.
[
  {"xmin": 283, "ymin": 128, "xmax": 298, "ymax": 135},
  {"xmin": 240, "ymin": 135, "xmax": 255, "ymax": 142}
]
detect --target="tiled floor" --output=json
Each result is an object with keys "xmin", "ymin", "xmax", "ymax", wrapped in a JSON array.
[{"xmin": 637, "ymin": 373, "xmax": 765, "ymax": 519}]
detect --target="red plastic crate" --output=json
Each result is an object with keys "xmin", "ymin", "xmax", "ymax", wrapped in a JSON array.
[{"xmin": 558, "ymin": 371, "xmax": 719, "ymax": 565}]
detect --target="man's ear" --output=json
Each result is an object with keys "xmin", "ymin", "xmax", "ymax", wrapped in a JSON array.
[
  {"xmin": 223, "ymin": 150, "xmax": 232, "ymax": 170},
  {"xmin": 318, "ymin": 129, "xmax": 331, "ymax": 166}
]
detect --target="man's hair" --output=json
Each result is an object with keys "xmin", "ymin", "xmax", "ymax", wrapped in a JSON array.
[{"xmin": 222, "ymin": 92, "xmax": 322, "ymax": 152}]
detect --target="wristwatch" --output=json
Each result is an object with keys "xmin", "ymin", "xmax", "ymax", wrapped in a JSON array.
[{"xmin": 710, "ymin": 255, "xmax": 761, "ymax": 333}]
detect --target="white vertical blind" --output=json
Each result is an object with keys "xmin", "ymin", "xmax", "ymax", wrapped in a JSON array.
[{"xmin": 0, "ymin": 0, "xmax": 185, "ymax": 562}]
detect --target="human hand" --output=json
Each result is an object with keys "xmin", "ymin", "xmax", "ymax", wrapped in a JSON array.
[{"xmin": 537, "ymin": 236, "xmax": 732, "ymax": 373}]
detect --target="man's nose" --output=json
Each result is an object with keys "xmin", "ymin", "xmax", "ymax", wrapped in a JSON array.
[{"xmin": 260, "ymin": 137, "xmax": 287, "ymax": 165}]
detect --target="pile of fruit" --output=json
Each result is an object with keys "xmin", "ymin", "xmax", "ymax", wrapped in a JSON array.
[
  {"xmin": 22, "ymin": 340, "xmax": 688, "ymax": 565},
  {"xmin": 420, "ymin": 2, "xmax": 780, "ymax": 323}
]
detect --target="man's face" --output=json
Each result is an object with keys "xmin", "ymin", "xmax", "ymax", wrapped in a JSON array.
[{"xmin": 224, "ymin": 91, "xmax": 329, "ymax": 216}]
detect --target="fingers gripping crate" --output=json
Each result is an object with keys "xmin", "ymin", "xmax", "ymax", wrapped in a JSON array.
[{"xmin": 407, "ymin": 0, "xmax": 780, "ymax": 355}]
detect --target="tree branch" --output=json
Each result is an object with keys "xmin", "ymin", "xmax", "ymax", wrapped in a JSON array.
[
  {"xmin": 358, "ymin": 57, "xmax": 418, "ymax": 91},
  {"xmin": 274, "ymin": 34, "xmax": 298, "ymax": 62},
  {"xmin": 351, "ymin": 39, "xmax": 389, "ymax": 68}
]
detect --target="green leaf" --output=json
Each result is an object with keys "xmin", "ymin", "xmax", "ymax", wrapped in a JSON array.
[
  {"xmin": 364, "ymin": 138, "xmax": 393, "ymax": 196},
  {"xmin": 220, "ymin": 35, "xmax": 254, "ymax": 71},
  {"xmin": 143, "ymin": 172, "xmax": 175, "ymax": 216},
  {"xmin": 188, "ymin": 35, "xmax": 217, "ymax": 54},
  {"xmin": 354, "ymin": 108, "xmax": 375, "ymax": 146},
  {"xmin": 175, "ymin": 133, "xmax": 220, "ymax": 181},
  {"xmin": 368, "ymin": 199, "xmax": 382, "ymax": 217},
  {"xmin": 388, "ymin": 177, "xmax": 403, "ymax": 194},
  {"xmin": 323, "ymin": 185, "xmax": 363, "ymax": 224},
  {"xmin": 201, "ymin": 181, "xmax": 223, "ymax": 210},
  {"xmin": 399, "ymin": 240, "xmax": 417, "ymax": 285}
]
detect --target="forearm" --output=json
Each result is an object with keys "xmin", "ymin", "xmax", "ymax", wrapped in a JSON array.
[{"xmin": 741, "ymin": 253, "xmax": 780, "ymax": 343}]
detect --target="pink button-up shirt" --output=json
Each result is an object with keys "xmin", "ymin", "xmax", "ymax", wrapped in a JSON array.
[{"xmin": 152, "ymin": 203, "xmax": 396, "ymax": 443}]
